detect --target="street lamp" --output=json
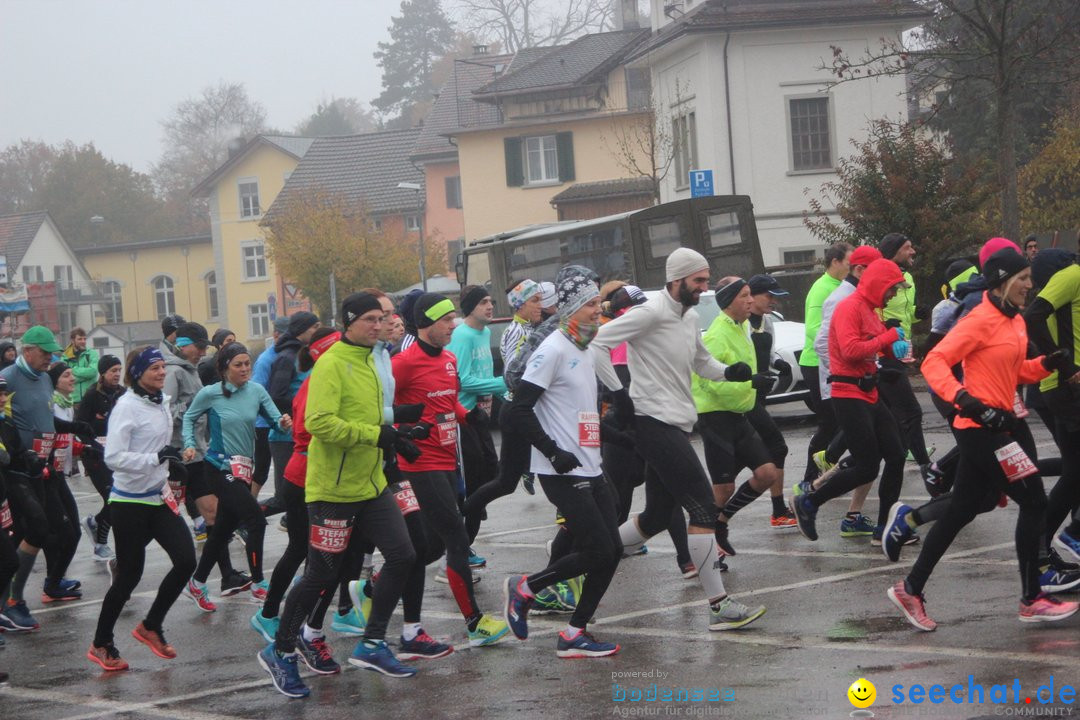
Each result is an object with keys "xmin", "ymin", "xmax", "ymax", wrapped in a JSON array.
[{"xmin": 397, "ymin": 181, "xmax": 426, "ymax": 291}]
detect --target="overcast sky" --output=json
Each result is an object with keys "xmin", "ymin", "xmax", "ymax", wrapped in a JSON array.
[{"xmin": 0, "ymin": 0, "xmax": 398, "ymax": 173}]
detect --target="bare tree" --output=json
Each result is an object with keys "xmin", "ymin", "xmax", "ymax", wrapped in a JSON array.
[
  {"xmin": 601, "ymin": 84, "xmax": 686, "ymax": 204},
  {"xmin": 450, "ymin": 0, "xmax": 614, "ymax": 52}
]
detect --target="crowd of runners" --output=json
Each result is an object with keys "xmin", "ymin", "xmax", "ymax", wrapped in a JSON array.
[{"xmin": 0, "ymin": 234, "xmax": 1078, "ymax": 697}]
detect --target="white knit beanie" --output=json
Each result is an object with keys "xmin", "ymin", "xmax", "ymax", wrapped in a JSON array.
[{"xmin": 665, "ymin": 247, "xmax": 709, "ymax": 283}]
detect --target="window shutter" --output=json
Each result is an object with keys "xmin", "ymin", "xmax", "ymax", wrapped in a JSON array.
[
  {"xmin": 556, "ymin": 132, "xmax": 575, "ymax": 182},
  {"xmin": 504, "ymin": 138, "xmax": 524, "ymax": 187}
]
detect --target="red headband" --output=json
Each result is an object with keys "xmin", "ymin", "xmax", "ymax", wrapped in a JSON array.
[{"xmin": 309, "ymin": 331, "xmax": 342, "ymax": 362}]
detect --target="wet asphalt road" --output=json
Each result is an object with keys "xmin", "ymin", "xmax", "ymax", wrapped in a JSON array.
[{"xmin": 1, "ymin": 395, "xmax": 1079, "ymax": 720}]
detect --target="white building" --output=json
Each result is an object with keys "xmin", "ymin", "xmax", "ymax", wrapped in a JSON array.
[{"xmin": 624, "ymin": 0, "xmax": 928, "ymax": 265}]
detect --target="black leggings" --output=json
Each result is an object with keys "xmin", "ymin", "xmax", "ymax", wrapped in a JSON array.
[
  {"xmin": 82, "ymin": 453, "xmax": 113, "ymax": 543},
  {"xmin": 747, "ymin": 401, "xmax": 788, "ymax": 469},
  {"xmin": 527, "ymin": 474, "xmax": 621, "ymax": 628},
  {"xmin": 907, "ymin": 423, "xmax": 1047, "ymax": 601},
  {"xmin": 809, "ymin": 397, "xmax": 905, "ymax": 528},
  {"xmin": 463, "ymin": 403, "xmax": 531, "ymax": 519},
  {"xmin": 253, "ymin": 426, "xmax": 271, "ymax": 488},
  {"xmin": 406, "ymin": 470, "xmax": 480, "ymax": 622},
  {"xmin": 1043, "ymin": 387, "xmax": 1080, "ymax": 542},
  {"xmin": 459, "ymin": 422, "xmax": 498, "ymax": 543},
  {"xmin": 802, "ymin": 365, "xmax": 840, "ymax": 482},
  {"xmin": 93, "ymin": 501, "xmax": 196, "ymax": 647},
  {"xmin": 193, "ymin": 467, "xmax": 265, "ymax": 583},
  {"xmin": 0, "ymin": 508, "xmax": 18, "ymax": 602},
  {"xmin": 878, "ymin": 359, "xmax": 932, "ymax": 466},
  {"xmin": 632, "ymin": 416, "xmax": 716, "ymax": 533},
  {"xmin": 390, "ymin": 479, "xmax": 444, "ymax": 624},
  {"xmin": 44, "ymin": 473, "xmax": 80, "ymax": 583},
  {"xmin": 276, "ymin": 491, "xmax": 415, "ymax": 651},
  {"xmin": 263, "ymin": 441, "xmax": 293, "ymax": 516}
]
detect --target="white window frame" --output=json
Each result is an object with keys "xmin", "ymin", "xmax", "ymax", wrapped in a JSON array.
[
  {"xmin": 21, "ymin": 265, "xmax": 43, "ymax": 284},
  {"xmin": 242, "ymin": 242, "xmax": 268, "ymax": 281},
  {"xmin": 405, "ymin": 214, "xmax": 421, "ymax": 232},
  {"xmin": 151, "ymin": 275, "xmax": 176, "ymax": 319},
  {"xmin": 238, "ymin": 177, "xmax": 261, "ymax": 218},
  {"xmin": 672, "ymin": 110, "xmax": 698, "ymax": 190},
  {"xmin": 248, "ymin": 303, "xmax": 271, "ymax": 338},
  {"xmin": 102, "ymin": 280, "xmax": 123, "ymax": 324},
  {"xmin": 523, "ymin": 134, "xmax": 559, "ymax": 185},
  {"xmin": 786, "ymin": 93, "xmax": 835, "ymax": 174},
  {"xmin": 205, "ymin": 271, "xmax": 220, "ymax": 320}
]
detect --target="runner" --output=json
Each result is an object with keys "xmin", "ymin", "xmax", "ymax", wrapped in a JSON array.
[
  {"xmin": 86, "ymin": 346, "xmax": 197, "ymax": 671},
  {"xmin": 392, "ymin": 288, "xmax": 423, "ymax": 355},
  {"xmin": 76, "ymin": 355, "xmax": 125, "ymax": 561},
  {"xmin": 887, "ymin": 249, "xmax": 1079, "ymax": 629},
  {"xmin": 61, "ymin": 327, "xmax": 98, "ymax": 405},
  {"xmin": 0, "ymin": 377, "xmax": 20, "ymax": 664},
  {"xmin": 198, "ymin": 328, "xmax": 236, "ymax": 386},
  {"xmin": 500, "ymin": 279, "xmax": 542, "ymax": 365},
  {"xmin": 45, "ymin": 362, "xmax": 83, "ymax": 599},
  {"xmin": 503, "ymin": 271, "xmax": 621, "ymax": 657},
  {"xmin": 591, "ymin": 248, "xmax": 766, "ymax": 631}
]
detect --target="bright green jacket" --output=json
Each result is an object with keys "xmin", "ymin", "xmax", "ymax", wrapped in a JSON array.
[
  {"xmin": 800, "ymin": 273, "xmax": 842, "ymax": 367},
  {"xmin": 304, "ymin": 340, "xmax": 387, "ymax": 504},
  {"xmin": 693, "ymin": 312, "xmax": 756, "ymax": 414},
  {"xmin": 63, "ymin": 345, "xmax": 99, "ymax": 404},
  {"xmin": 880, "ymin": 268, "xmax": 916, "ymax": 339}
]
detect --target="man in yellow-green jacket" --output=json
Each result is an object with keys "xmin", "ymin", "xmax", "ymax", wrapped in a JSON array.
[{"xmin": 259, "ymin": 292, "xmax": 421, "ymax": 699}]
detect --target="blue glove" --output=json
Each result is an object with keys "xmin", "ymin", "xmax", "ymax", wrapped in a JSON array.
[
  {"xmin": 892, "ymin": 340, "xmax": 910, "ymax": 359},
  {"xmin": 895, "ymin": 327, "xmax": 905, "ymax": 341}
]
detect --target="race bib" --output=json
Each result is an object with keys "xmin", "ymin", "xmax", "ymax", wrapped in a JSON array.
[
  {"xmin": 435, "ymin": 412, "xmax": 458, "ymax": 447},
  {"xmin": 309, "ymin": 518, "xmax": 353, "ymax": 554},
  {"xmin": 0, "ymin": 499, "xmax": 12, "ymax": 529},
  {"xmin": 53, "ymin": 433, "xmax": 71, "ymax": 450},
  {"xmin": 477, "ymin": 396, "xmax": 493, "ymax": 416},
  {"xmin": 160, "ymin": 481, "xmax": 180, "ymax": 515},
  {"xmin": 1012, "ymin": 391, "xmax": 1029, "ymax": 419},
  {"xmin": 393, "ymin": 480, "xmax": 420, "ymax": 516},
  {"xmin": 33, "ymin": 432, "xmax": 55, "ymax": 460},
  {"xmin": 578, "ymin": 411, "xmax": 601, "ymax": 448},
  {"xmin": 995, "ymin": 441, "xmax": 1037, "ymax": 483},
  {"xmin": 228, "ymin": 455, "xmax": 254, "ymax": 484}
]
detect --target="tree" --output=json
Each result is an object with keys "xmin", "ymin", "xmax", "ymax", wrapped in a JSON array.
[
  {"xmin": 295, "ymin": 97, "xmax": 379, "ymax": 137},
  {"xmin": 1019, "ymin": 96, "xmax": 1080, "ymax": 234},
  {"xmin": 262, "ymin": 188, "xmax": 424, "ymax": 320},
  {"xmin": 373, "ymin": 0, "xmax": 457, "ymax": 123},
  {"xmin": 0, "ymin": 140, "xmax": 55, "ymax": 214},
  {"xmin": 450, "ymin": 0, "xmax": 614, "ymax": 52},
  {"xmin": 825, "ymin": 0, "xmax": 1080, "ymax": 240},
  {"xmin": 804, "ymin": 121, "xmax": 993, "ymax": 308}
]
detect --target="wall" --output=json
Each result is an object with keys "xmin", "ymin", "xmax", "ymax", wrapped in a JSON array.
[
  {"xmin": 422, "ymin": 159, "xmax": 466, "ymax": 254},
  {"xmin": 19, "ymin": 220, "xmax": 96, "ymax": 331}
]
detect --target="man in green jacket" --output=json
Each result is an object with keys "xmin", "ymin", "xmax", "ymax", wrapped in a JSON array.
[
  {"xmin": 62, "ymin": 327, "xmax": 98, "ymax": 404},
  {"xmin": 259, "ymin": 292, "xmax": 421, "ymax": 699}
]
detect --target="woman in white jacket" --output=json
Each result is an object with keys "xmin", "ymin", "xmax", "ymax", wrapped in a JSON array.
[{"xmin": 87, "ymin": 346, "xmax": 195, "ymax": 672}]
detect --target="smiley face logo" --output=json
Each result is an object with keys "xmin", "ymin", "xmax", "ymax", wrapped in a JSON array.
[{"xmin": 848, "ymin": 678, "xmax": 876, "ymax": 709}]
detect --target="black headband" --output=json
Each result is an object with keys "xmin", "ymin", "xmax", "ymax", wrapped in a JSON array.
[{"xmin": 715, "ymin": 278, "xmax": 748, "ymax": 309}]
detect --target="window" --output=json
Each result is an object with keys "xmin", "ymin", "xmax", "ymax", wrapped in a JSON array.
[
  {"xmin": 243, "ymin": 243, "xmax": 267, "ymax": 280},
  {"xmin": 21, "ymin": 265, "xmax": 43, "ymax": 284},
  {"xmin": 445, "ymin": 176, "xmax": 462, "ymax": 209},
  {"xmin": 92, "ymin": 337, "xmax": 109, "ymax": 349},
  {"xmin": 783, "ymin": 249, "xmax": 817, "ymax": 265},
  {"xmin": 103, "ymin": 280, "xmax": 123, "ymax": 324},
  {"xmin": 504, "ymin": 133, "xmax": 574, "ymax": 186},
  {"xmin": 53, "ymin": 265, "xmax": 74, "ymax": 290},
  {"xmin": 206, "ymin": 271, "xmax": 219, "ymax": 319},
  {"xmin": 405, "ymin": 215, "xmax": 421, "ymax": 232},
  {"xmin": 788, "ymin": 96, "xmax": 832, "ymax": 171},
  {"xmin": 152, "ymin": 275, "xmax": 175, "ymax": 319},
  {"xmin": 703, "ymin": 211, "xmax": 742, "ymax": 248},
  {"xmin": 373, "ymin": 218, "xmax": 383, "ymax": 232},
  {"xmin": 238, "ymin": 179, "xmax": 260, "ymax": 218},
  {"xmin": 525, "ymin": 135, "xmax": 558, "ymax": 183},
  {"xmin": 673, "ymin": 111, "xmax": 698, "ymax": 188},
  {"xmin": 248, "ymin": 303, "xmax": 271, "ymax": 337}
]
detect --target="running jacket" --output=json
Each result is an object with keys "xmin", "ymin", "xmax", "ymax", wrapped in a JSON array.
[
  {"xmin": 592, "ymin": 290, "xmax": 729, "ymax": 432},
  {"xmin": 800, "ymin": 272, "xmax": 842, "ymax": 367},
  {"xmin": 62, "ymin": 344, "xmax": 98, "ymax": 404},
  {"xmin": 923, "ymin": 294, "xmax": 1049, "ymax": 430},
  {"xmin": 693, "ymin": 311, "xmax": 756, "ymax": 414},
  {"xmin": 304, "ymin": 340, "xmax": 386, "ymax": 503},
  {"xmin": 284, "ymin": 377, "xmax": 311, "ymax": 488},
  {"xmin": 827, "ymin": 259, "xmax": 904, "ymax": 403},
  {"xmin": 500, "ymin": 316, "xmax": 531, "ymax": 366},
  {"xmin": 162, "ymin": 345, "xmax": 206, "ymax": 459},
  {"xmin": 879, "ymin": 267, "xmax": 917, "ymax": 340},
  {"xmin": 182, "ymin": 380, "xmax": 282, "ymax": 470},
  {"xmin": 446, "ymin": 322, "xmax": 506, "ymax": 411},
  {"xmin": 104, "ymin": 390, "xmax": 172, "ymax": 504},
  {"xmin": 814, "ymin": 277, "xmax": 858, "ymax": 400},
  {"xmin": 391, "ymin": 341, "xmax": 468, "ymax": 472}
]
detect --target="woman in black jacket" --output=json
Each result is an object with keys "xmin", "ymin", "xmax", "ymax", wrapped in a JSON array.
[{"xmin": 76, "ymin": 355, "xmax": 125, "ymax": 561}]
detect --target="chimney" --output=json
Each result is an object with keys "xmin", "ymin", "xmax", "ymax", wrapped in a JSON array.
[
  {"xmin": 614, "ymin": 0, "xmax": 640, "ymax": 29},
  {"xmin": 472, "ymin": 44, "xmax": 489, "ymax": 56}
]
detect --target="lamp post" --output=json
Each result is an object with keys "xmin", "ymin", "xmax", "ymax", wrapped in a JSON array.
[{"xmin": 397, "ymin": 182, "xmax": 426, "ymax": 291}]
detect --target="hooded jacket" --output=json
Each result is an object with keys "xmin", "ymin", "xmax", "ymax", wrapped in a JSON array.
[
  {"xmin": 268, "ymin": 333, "xmax": 305, "ymax": 441},
  {"xmin": 0, "ymin": 342, "xmax": 15, "ymax": 369},
  {"xmin": 827, "ymin": 259, "xmax": 905, "ymax": 403},
  {"xmin": 104, "ymin": 390, "xmax": 173, "ymax": 504},
  {"xmin": 75, "ymin": 381, "xmax": 125, "ymax": 437},
  {"xmin": 814, "ymin": 275, "xmax": 858, "ymax": 400},
  {"xmin": 62, "ymin": 344, "xmax": 99, "ymax": 403},
  {"xmin": 162, "ymin": 344, "xmax": 208, "ymax": 459}
]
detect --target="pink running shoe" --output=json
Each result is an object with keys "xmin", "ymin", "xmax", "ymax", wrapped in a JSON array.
[
  {"xmin": 887, "ymin": 581, "xmax": 937, "ymax": 631},
  {"xmin": 185, "ymin": 579, "xmax": 217, "ymax": 613},
  {"xmin": 1019, "ymin": 593, "xmax": 1079, "ymax": 623}
]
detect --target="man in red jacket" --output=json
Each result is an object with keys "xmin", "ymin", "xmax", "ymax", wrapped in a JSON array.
[
  {"xmin": 791, "ymin": 259, "xmax": 910, "ymax": 542},
  {"xmin": 391, "ymin": 293, "xmax": 509, "ymax": 648}
]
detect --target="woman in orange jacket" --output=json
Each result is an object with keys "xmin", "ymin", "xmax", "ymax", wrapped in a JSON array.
[{"xmin": 886, "ymin": 248, "xmax": 1079, "ymax": 631}]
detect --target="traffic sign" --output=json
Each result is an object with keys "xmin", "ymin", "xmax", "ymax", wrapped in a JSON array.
[{"xmin": 689, "ymin": 170, "xmax": 714, "ymax": 198}]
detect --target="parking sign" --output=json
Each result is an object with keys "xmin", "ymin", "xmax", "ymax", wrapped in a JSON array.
[{"xmin": 690, "ymin": 170, "xmax": 714, "ymax": 198}]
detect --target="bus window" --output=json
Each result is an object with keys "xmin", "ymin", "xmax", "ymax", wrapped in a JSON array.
[
  {"xmin": 643, "ymin": 218, "xmax": 683, "ymax": 259},
  {"xmin": 703, "ymin": 210, "xmax": 742, "ymax": 248},
  {"xmin": 465, "ymin": 249, "xmax": 493, "ymax": 290},
  {"xmin": 508, "ymin": 237, "xmax": 561, "ymax": 286},
  {"xmin": 565, "ymin": 227, "xmax": 629, "ymax": 283}
]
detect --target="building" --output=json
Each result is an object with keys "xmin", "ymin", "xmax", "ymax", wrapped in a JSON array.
[
  {"xmin": 191, "ymin": 135, "xmax": 315, "ymax": 344},
  {"xmin": 87, "ymin": 320, "xmax": 162, "ymax": 360},
  {"xmin": 627, "ymin": 0, "xmax": 929, "ymax": 265}
]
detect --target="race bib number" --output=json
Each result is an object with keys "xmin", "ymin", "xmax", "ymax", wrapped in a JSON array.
[
  {"xmin": 578, "ymin": 411, "xmax": 601, "ymax": 448},
  {"xmin": 1012, "ymin": 391, "xmax": 1029, "ymax": 419},
  {"xmin": 33, "ymin": 432, "xmax": 55, "ymax": 460},
  {"xmin": 309, "ymin": 518, "xmax": 353, "ymax": 554},
  {"xmin": 995, "ymin": 441, "xmax": 1037, "ymax": 483},
  {"xmin": 228, "ymin": 455, "xmax": 254, "ymax": 484},
  {"xmin": 477, "ymin": 396, "xmax": 493, "ymax": 415},
  {"xmin": 0, "ymin": 499, "xmax": 11, "ymax": 529},
  {"xmin": 160, "ymin": 481, "xmax": 180, "ymax": 515},
  {"xmin": 393, "ymin": 480, "xmax": 420, "ymax": 516},
  {"xmin": 53, "ymin": 433, "xmax": 71, "ymax": 450},
  {"xmin": 435, "ymin": 412, "xmax": 458, "ymax": 447}
]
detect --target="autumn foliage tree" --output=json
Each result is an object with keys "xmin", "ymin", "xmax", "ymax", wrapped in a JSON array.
[{"xmin": 1019, "ymin": 97, "xmax": 1080, "ymax": 236}]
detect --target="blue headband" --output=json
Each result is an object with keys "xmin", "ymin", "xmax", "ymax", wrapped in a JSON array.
[
  {"xmin": 130, "ymin": 347, "xmax": 164, "ymax": 380},
  {"xmin": 175, "ymin": 337, "xmax": 194, "ymax": 348}
]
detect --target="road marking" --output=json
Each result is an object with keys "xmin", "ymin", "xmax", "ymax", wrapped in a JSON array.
[{"xmin": 2, "ymin": 682, "xmax": 257, "ymax": 720}]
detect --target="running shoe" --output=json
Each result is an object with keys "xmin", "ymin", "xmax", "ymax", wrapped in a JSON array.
[
  {"xmin": 83, "ymin": 514, "xmax": 98, "ymax": 541},
  {"xmin": 1039, "ymin": 567, "xmax": 1080, "ymax": 594},
  {"xmin": 467, "ymin": 614, "xmax": 509, "ymax": 647},
  {"xmin": 522, "ymin": 474, "xmax": 536, "ymax": 495},
  {"xmin": 56, "ymin": 577, "xmax": 82, "ymax": 591},
  {"xmin": 132, "ymin": 622, "xmax": 177, "ymax": 659},
  {"xmin": 906, "ymin": 445, "xmax": 935, "ymax": 463},
  {"xmin": 1050, "ymin": 548, "xmax": 1080, "ymax": 573},
  {"xmin": 531, "ymin": 587, "xmax": 566, "ymax": 615},
  {"xmin": 1, "ymin": 600, "xmax": 39, "ymax": 631},
  {"xmin": 347, "ymin": 579, "xmax": 373, "ymax": 627},
  {"xmin": 330, "ymin": 606, "xmax": 366, "ymax": 636},
  {"xmin": 278, "ymin": 516, "xmax": 288, "ymax": 533},
  {"xmin": 397, "ymin": 631, "xmax": 454, "ymax": 660},
  {"xmin": 920, "ymin": 463, "xmax": 948, "ymax": 496},
  {"xmin": 185, "ymin": 579, "xmax": 217, "ymax": 613},
  {"xmin": 790, "ymin": 484, "xmax": 818, "ymax": 541},
  {"xmin": 679, "ymin": 561, "xmax": 698, "ymax": 579},
  {"xmin": 840, "ymin": 513, "xmax": 875, "ymax": 538},
  {"xmin": 42, "ymin": 579, "xmax": 82, "ymax": 603},
  {"xmin": 882, "ymin": 503, "xmax": 915, "ymax": 562},
  {"xmin": 251, "ymin": 579, "xmax": 270, "ymax": 603},
  {"xmin": 503, "ymin": 575, "xmax": 533, "ymax": 640},
  {"xmin": 872, "ymin": 525, "xmax": 918, "ymax": 548},
  {"xmin": 708, "ymin": 597, "xmax": 766, "ymax": 631},
  {"xmin": 770, "ymin": 510, "xmax": 797, "ymax": 530},
  {"xmin": 192, "ymin": 518, "xmax": 207, "ymax": 543},
  {"xmin": 812, "ymin": 450, "xmax": 834, "ymax": 473},
  {"xmin": 220, "ymin": 570, "xmax": 252, "ymax": 597},
  {"xmin": 556, "ymin": 630, "xmax": 619, "ymax": 658},
  {"xmin": 1019, "ymin": 593, "xmax": 1080, "ymax": 623},
  {"xmin": 297, "ymin": 632, "xmax": 341, "ymax": 675},
  {"xmin": 555, "ymin": 580, "xmax": 579, "ymax": 611},
  {"xmin": 250, "ymin": 610, "xmax": 280, "ymax": 643},
  {"xmin": 92, "ymin": 543, "xmax": 114, "ymax": 561},
  {"xmin": 467, "ymin": 548, "xmax": 487, "ymax": 568},
  {"xmin": 1056, "ymin": 529, "xmax": 1080, "ymax": 564},
  {"xmin": 258, "ymin": 644, "xmax": 310, "ymax": 698},
  {"xmin": 887, "ymin": 581, "xmax": 936, "ymax": 631},
  {"xmin": 87, "ymin": 643, "xmax": 129, "ymax": 671},
  {"xmin": 714, "ymin": 522, "xmax": 736, "ymax": 556},
  {"xmin": 434, "ymin": 569, "xmax": 481, "ymax": 585},
  {"xmin": 348, "ymin": 639, "xmax": 417, "ymax": 677}
]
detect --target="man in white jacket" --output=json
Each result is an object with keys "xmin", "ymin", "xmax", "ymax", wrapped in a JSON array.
[{"xmin": 591, "ymin": 247, "xmax": 765, "ymax": 631}]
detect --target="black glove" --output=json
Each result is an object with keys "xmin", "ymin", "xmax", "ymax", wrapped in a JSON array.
[
  {"xmin": 21, "ymin": 450, "xmax": 45, "ymax": 476},
  {"xmin": 884, "ymin": 318, "xmax": 902, "ymax": 330},
  {"xmin": 377, "ymin": 425, "xmax": 399, "ymax": 450},
  {"xmin": 548, "ymin": 448, "xmax": 582, "ymax": 474},
  {"xmin": 399, "ymin": 422, "xmax": 431, "ymax": 441},
  {"xmin": 466, "ymin": 406, "xmax": 489, "ymax": 428},
  {"xmin": 751, "ymin": 373, "xmax": 778, "ymax": 394},
  {"xmin": 724, "ymin": 362, "xmax": 752, "ymax": 382},
  {"xmin": 772, "ymin": 358, "xmax": 791, "ymax": 375},
  {"xmin": 612, "ymin": 388, "xmax": 635, "ymax": 429},
  {"xmin": 157, "ymin": 446, "xmax": 183, "ymax": 464},
  {"xmin": 167, "ymin": 459, "xmax": 188, "ymax": 483},
  {"xmin": 394, "ymin": 437, "xmax": 422, "ymax": 464},
  {"xmin": 1042, "ymin": 349, "xmax": 1072, "ymax": 373},
  {"xmin": 70, "ymin": 421, "xmax": 96, "ymax": 443},
  {"xmin": 954, "ymin": 390, "xmax": 1015, "ymax": 432},
  {"xmin": 393, "ymin": 403, "xmax": 424, "ymax": 424}
]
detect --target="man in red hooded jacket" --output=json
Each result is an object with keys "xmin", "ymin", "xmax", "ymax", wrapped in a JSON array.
[{"xmin": 791, "ymin": 259, "xmax": 910, "ymax": 542}]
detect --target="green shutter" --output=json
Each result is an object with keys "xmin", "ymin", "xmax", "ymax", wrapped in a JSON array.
[
  {"xmin": 556, "ymin": 132, "xmax": 575, "ymax": 182},
  {"xmin": 504, "ymin": 137, "xmax": 524, "ymax": 187}
]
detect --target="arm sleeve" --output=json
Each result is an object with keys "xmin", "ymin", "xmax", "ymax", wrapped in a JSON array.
[
  {"xmin": 104, "ymin": 404, "xmax": 161, "ymax": 474},
  {"xmin": 921, "ymin": 320, "xmax": 982, "ymax": 403},
  {"xmin": 452, "ymin": 337, "xmax": 507, "ymax": 396},
  {"xmin": 590, "ymin": 306, "xmax": 655, "ymax": 391},
  {"xmin": 71, "ymin": 353, "xmax": 98, "ymax": 383},
  {"xmin": 305, "ymin": 361, "xmax": 381, "ymax": 448},
  {"xmin": 507, "ymin": 380, "xmax": 558, "ymax": 457},
  {"xmin": 74, "ymin": 391, "xmax": 96, "ymax": 425},
  {"xmin": 1025, "ymin": 297, "xmax": 1059, "ymax": 355},
  {"xmin": 163, "ymin": 370, "xmax": 187, "ymax": 426},
  {"xmin": 833, "ymin": 304, "xmax": 899, "ymax": 364},
  {"xmin": 182, "ymin": 388, "xmax": 212, "ymax": 449},
  {"xmin": 1018, "ymin": 357, "xmax": 1052, "ymax": 385},
  {"xmin": 692, "ymin": 333, "xmax": 728, "ymax": 381},
  {"xmin": 255, "ymin": 383, "xmax": 284, "ymax": 428},
  {"xmin": 267, "ymin": 356, "xmax": 295, "ymax": 414}
]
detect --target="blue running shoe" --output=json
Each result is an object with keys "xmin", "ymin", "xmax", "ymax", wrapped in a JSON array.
[
  {"xmin": 556, "ymin": 630, "xmax": 620, "ymax": 658},
  {"xmin": 531, "ymin": 587, "xmax": 566, "ymax": 615},
  {"xmin": 839, "ymin": 513, "xmax": 875, "ymax": 538},
  {"xmin": 347, "ymin": 579, "xmax": 373, "ymax": 627},
  {"xmin": 42, "ymin": 579, "xmax": 82, "ymax": 603},
  {"xmin": 503, "ymin": 575, "xmax": 532, "ymax": 640},
  {"xmin": 250, "ymin": 610, "xmax": 280, "ymax": 643},
  {"xmin": 882, "ymin": 503, "xmax": 914, "ymax": 562},
  {"xmin": 257, "ymin": 644, "xmax": 310, "ymax": 698},
  {"xmin": 1040, "ymin": 567, "xmax": 1080, "ymax": 594},
  {"xmin": 790, "ymin": 485, "xmax": 818, "ymax": 541},
  {"xmin": 1057, "ymin": 529, "xmax": 1080, "ymax": 564},
  {"xmin": 297, "ymin": 632, "xmax": 341, "ymax": 675},
  {"xmin": 397, "ymin": 631, "xmax": 453, "ymax": 660},
  {"xmin": 331, "ymin": 606, "xmax": 366, "ymax": 636},
  {"xmin": 467, "ymin": 548, "xmax": 487, "ymax": 569},
  {"xmin": 0, "ymin": 599, "xmax": 38, "ymax": 632},
  {"xmin": 554, "ymin": 580, "xmax": 578, "ymax": 611},
  {"xmin": 348, "ymin": 639, "xmax": 417, "ymax": 677}
]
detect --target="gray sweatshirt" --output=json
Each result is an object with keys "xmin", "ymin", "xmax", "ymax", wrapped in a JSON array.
[
  {"xmin": 814, "ymin": 277, "xmax": 858, "ymax": 400},
  {"xmin": 0, "ymin": 359, "xmax": 55, "ymax": 447},
  {"xmin": 163, "ymin": 347, "xmax": 207, "ymax": 460}
]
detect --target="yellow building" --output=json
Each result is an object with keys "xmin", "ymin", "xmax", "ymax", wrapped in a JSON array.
[{"xmin": 191, "ymin": 135, "xmax": 314, "ymax": 345}]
